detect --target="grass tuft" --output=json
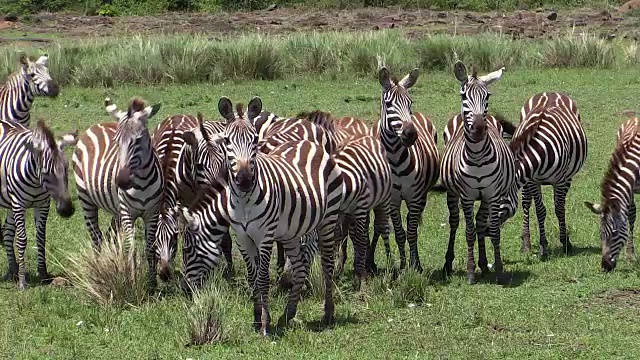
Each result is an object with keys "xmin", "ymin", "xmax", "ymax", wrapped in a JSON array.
[
  {"xmin": 185, "ymin": 272, "xmax": 229, "ymax": 346},
  {"xmin": 60, "ymin": 230, "xmax": 149, "ymax": 308}
]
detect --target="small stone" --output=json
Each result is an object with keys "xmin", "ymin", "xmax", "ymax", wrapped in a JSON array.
[
  {"xmin": 76, "ymin": 321, "xmax": 84, "ymax": 327},
  {"xmin": 547, "ymin": 11, "xmax": 558, "ymax": 20},
  {"xmin": 408, "ymin": 303, "xmax": 417, "ymax": 308},
  {"xmin": 437, "ymin": 12, "xmax": 447, "ymax": 18},
  {"xmin": 266, "ymin": 4, "xmax": 278, "ymax": 11}
]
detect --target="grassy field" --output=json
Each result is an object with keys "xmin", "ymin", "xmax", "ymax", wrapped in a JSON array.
[{"xmin": 2, "ymin": 67, "xmax": 640, "ymax": 358}]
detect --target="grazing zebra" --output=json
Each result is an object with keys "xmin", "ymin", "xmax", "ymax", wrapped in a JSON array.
[
  {"xmin": 72, "ymin": 97, "xmax": 164, "ymax": 290},
  {"xmin": 258, "ymin": 116, "xmax": 332, "ymax": 155},
  {"xmin": 301, "ymin": 110, "xmax": 392, "ymax": 284},
  {"xmin": 440, "ymin": 62, "xmax": 517, "ymax": 285},
  {"xmin": 0, "ymin": 119, "xmax": 76, "ymax": 289},
  {"xmin": 585, "ymin": 117, "xmax": 640, "ymax": 271},
  {"xmin": 509, "ymin": 92, "xmax": 587, "ymax": 257},
  {"xmin": 1, "ymin": 54, "xmax": 59, "ymax": 126},
  {"xmin": 151, "ymin": 113, "xmax": 233, "ymax": 281},
  {"xmin": 208, "ymin": 96, "xmax": 343, "ymax": 335},
  {"xmin": 370, "ymin": 66, "xmax": 440, "ymax": 272}
]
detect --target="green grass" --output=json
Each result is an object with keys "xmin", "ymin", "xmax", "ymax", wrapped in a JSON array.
[
  {"xmin": 2, "ymin": 31, "xmax": 639, "ymax": 88},
  {"xmin": 2, "ymin": 68, "xmax": 640, "ymax": 358}
]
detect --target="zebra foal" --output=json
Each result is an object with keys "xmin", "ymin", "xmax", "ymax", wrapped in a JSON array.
[
  {"xmin": 440, "ymin": 61, "xmax": 517, "ymax": 285},
  {"xmin": 72, "ymin": 97, "xmax": 164, "ymax": 290},
  {"xmin": 0, "ymin": 119, "xmax": 76, "ymax": 289},
  {"xmin": 1, "ymin": 53, "xmax": 59, "ymax": 126},
  {"xmin": 585, "ymin": 117, "xmax": 640, "ymax": 271}
]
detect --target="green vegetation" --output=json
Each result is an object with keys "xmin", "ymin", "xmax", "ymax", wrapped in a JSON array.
[
  {"xmin": 0, "ymin": 0, "xmax": 619, "ymax": 16},
  {"xmin": 1, "ymin": 31, "xmax": 638, "ymax": 88},
  {"xmin": 1, "ymin": 69, "xmax": 640, "ymax": 358}
]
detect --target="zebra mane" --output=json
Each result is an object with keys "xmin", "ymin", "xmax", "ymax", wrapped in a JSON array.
[
  {"xmin": 158, "ymin": 126, "xmax": 176, "ymax": 214},
  {"xmin": 600, "ymin": 121, "xmax": 640, "ymax": 212},
  {"xmin": 236, "ymin": 103, "xmax": 245, "ymax": 119},
  {"xmin": 297, "ymin": 110, "xmax": 336, "ymax": 133},
  {"xmin": 509, "ymin": 112, "xmax": 542, "ymax": 159},
  {"xmin": 35, "ymin": 119, "xmax": 58, "ymax": 154},
  {"xmin": 128, "ymin": 97, "xmax": 146, "ymax": 117}
]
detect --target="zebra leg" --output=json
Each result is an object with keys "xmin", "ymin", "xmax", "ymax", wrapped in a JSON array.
[
  {"xmin": 489, "ymin": 202, "xmax": 506, "ymax": 285},
  {"xmin": 34, "ymin": 205, "xmax": 52, "ymax": 284},
  {"xmin": 108, "ymin": 215, "xmax": 121, "ymax": 245},
  {"xmin": 368, "ymin": 204, "xmax": 391, "ymax": 274},
  {"xmin": 531, "ymin": 184, "xmax": 548, "ymax": 258},
  {"xmin": 276, "ymin": 242, "xmax": 286, "ymax": 274},
  {"xmin": 628, "ymin": 199, "xmax": 636, "ymax": 258},
  {"xmin": 334, "ymin": 215, "xmax": 349, "ymax": 279},
  {"xmin": 220, "ymin": 231, "xmax": 234, "ymax": 280},
  {"xmin": 521, "ymin": 182, "xmax": 533, "ymax": 253},
  {"xmin": 13, "ymin": 207, "xmax": 29, "ymax": 290},
  {"xmin": 553, "ymin": 180, "xmax": 573, "ymax": 254},
  {"xmin": 390, "ymin": 205, "xmax": 407, "ymax": 270},
  {"xmin": 2, "ymin": 211, "xmax": 18, "ymax": 281},
  {"xmin": 278, "ymin": 241, "xmax": 306, "ymax": 328},
  {"xmin": 143, "ymin": 213, "xmax": 160, "ymax": 292},
  {"xmin": 406, "ymin": 198, "xmax": 426, "ymax": 272},
  {"xmin": 475, "ymin": 200, "xmax": 490, "ymax": 275},
  {"xmin": 461, "ymin": 199, "xmax": 477, "ymax": 285},
  {"xmin": 83, "ymin": 205, "xmax": 103, "ymax": 251},
  {"xmin": 318, "ymin": 219, "xmax": 338, "ymax": 327},
  {"xmin": 443, "ymin": 191, "xmax": 460, "ymax": 278},
  {"xmin": 254, "ymin": 239, "xmax": 274, "ymax": 336},
  {"xmin": 352, "ymin": 214, "xmax": 370, "ymax": 291}
]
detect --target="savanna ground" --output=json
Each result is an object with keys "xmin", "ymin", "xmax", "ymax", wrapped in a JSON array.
[{"xmin": 2, "ymin": 4, "xmax": 640, "ymax": 359}]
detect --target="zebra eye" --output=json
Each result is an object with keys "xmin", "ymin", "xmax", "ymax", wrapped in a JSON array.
[{"xmin": 385, "ymin": 101, "xmax": 392, "ymax": 108}]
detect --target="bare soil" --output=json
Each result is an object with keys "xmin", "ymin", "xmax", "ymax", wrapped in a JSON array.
[
  {"xmin": 586, "ymin": 289, "xmax": 640, "ymax": 309},
  {"xmin": 0, "ymin": 7, "xmax": 639, "ymax": 41}
]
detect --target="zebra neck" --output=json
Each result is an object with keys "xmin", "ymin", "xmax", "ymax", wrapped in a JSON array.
[
  {"xmin": 378, "ymin": 118, "xmax": 408, "ymax": 161},
  {"xmin": 3, "ymin": 74, "xmax": 34, "ymax": 123},
  {"xmin": 462, "ymin": 130, "xmax": 489, "ymax": 157}
]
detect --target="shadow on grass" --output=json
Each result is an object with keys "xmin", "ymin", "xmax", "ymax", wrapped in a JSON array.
[{"xmin": 303, "ymin": 312, "xmax": 360, "ymax": 333}]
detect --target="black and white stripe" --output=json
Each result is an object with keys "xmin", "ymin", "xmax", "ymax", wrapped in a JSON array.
[
  {"xmin": 440, "ymin": 62, "xmax": 516, "ymax": 285},
  {"xmin": 0, "ymin": 54, "xmax": 59, "ymax": 126},
  {"xmin": 0, "ymin": 119, "xmax": 76, "ymax": 289},
  {"xmin": 507, "ymin": 92, "xmax": 588, "ymax": 257},
  {"xmin": 371, "ymin": 66, "xmax": 440, "ymax": 272},
  {"xmin": 72, "ymin": 97, "xmax": 165, "ymax": 290}
]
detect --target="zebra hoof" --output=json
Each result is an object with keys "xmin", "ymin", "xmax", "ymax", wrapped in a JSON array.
[
  {"xmin": 562, "ymin": 242, "xmax": 573, "ymax": 255},
  {"xmin": 39, "ymin": 273, "xmax": 54, "ymax": 285},
  {"xmin": 17, "ymin": 280, "xmax": 28, "ymax": 290},
  {"xmin": 442, "ymin": 264, "xmax": 453, "ymax": 279},
  {"xmin": 538, "ymin": 249, "xmax": 549, "ymax": 260},
  {"xmin": 320, "ymin": 315, "xmax": 335, "ymax": 328},
  {"xmin": 466, "ymin": 274, "xmax": 476, "ymax": 285},
  {"xmin": 520, "ymin": 245, "xmax": 532, "ymax": 253}
]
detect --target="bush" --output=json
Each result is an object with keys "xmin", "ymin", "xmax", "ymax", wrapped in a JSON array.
[
  {"xmin": 60, "ymin": 230, "xmax": 150, "ymax": 308},
  {"xmin": 185, "ymin": 272, "xmax": 228, "ymax": 345}
]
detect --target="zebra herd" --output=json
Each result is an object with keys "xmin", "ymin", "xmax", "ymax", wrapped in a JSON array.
[{"xmin": 1, "ymin": 52, "xmax": 637, "ymax": 335}]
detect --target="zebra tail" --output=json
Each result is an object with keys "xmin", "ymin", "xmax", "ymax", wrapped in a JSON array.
[{"xmin": 494, "ymin": 111, "xmax": 517, "ymax": 138}]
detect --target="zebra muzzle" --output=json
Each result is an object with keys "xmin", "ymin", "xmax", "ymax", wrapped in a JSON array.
[
  {"xmin": 601, "ymin": 257, "xmax": 616, "ymax": 272},
  {"xmin": 56, "ymin": 197, "xmax": 75, "ymax": 218},
  {"xmin": 47, "ymin": 81, "xmax": 60, "ymax": 97},
  {"xmin": 158, "ymin": 259, "xmax": 172, "ymax": 282},
  {"xmin": 115, "ymin": 167, "xmax": 135, "ymax": 190},
  {"xmin": 235, "ymin": 168, "xmax": 254, "ymax": 192}
]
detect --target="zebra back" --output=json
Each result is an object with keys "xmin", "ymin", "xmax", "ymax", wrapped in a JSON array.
[{"xmin": 258, "ymin": 116, "xmax": 331, "ymax": 155}]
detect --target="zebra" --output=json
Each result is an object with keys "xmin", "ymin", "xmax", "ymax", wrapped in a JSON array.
[
  {"xmin": 0, "ymin": 119, "xmax": 76, "ymax": 289},
  {"xmin": 439, "ymin": 61, "xmax": 517, "ymax": 285},
  {"xmin": 207, "ymin": 96, "xmax": 343, "ymax": 335},
  {"xmin": 1, "ymin": 53, "xmax": 59, "ymax": 126},
  {"xmin": 508, "ymin": 92, "xmax": 587, "ymax": 257},
  {"xmin": 585, "ymin": 117, "xmax": 640, "ymax": 271},
  {"xmin": 72, "ymin": 97, "xmax": 165, "ymax": 290},
  {"xmin": 370, "ymin": 65, "xmax": 440, "ymax": 272},
  {"xmin": 152, "ymin": 112, "xmax": 233, "ymax": 281},
  {"xmin": 300, "ymin": 110, "xmax": 392, "ymax": 289}
]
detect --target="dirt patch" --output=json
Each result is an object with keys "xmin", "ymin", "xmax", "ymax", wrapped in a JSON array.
[
  {"xmin": 587, "ymin": 289, "xmax": 640, "ymax": 309},
  {"xmin": 619, "ymin": 0, "xmax": 640, "ymax": 13},
  {"xmin": 1, "ymin": 7, "xmax": 639, "ymax": 41}
]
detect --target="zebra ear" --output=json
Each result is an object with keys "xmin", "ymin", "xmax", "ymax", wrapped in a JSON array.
[
  {"xmin": 584, "ymin": 201, "xmax": 603, "ymax": 215},
  {"xmin": 36, "ymin": 55, "xmax": 49, "ymax": 66},
  {"xmin": 378, "ymin": 66, "xmax": 392, "ymax": 90},
  {"xmin": 56, "ymin": 132, "xmax": 78, "ymax": 151},
  {"xmin": 454, "ymin": 61, "xmax": 468, "ymax": 82},
  {"xmin": 247, "ymin": 97, "xmax": 263, "ymax": 121},
  {"xmin": 177, "ymin": 207, "xmax": 200, "ymax": 231},
  {"xmin": 478, "ymin": 67, "xmax": 505, "ymax": 85},
  {"xmin": 218, "ymin": 97, "xmax": 234, "ymax": 123},
  {"xmin": 144, "ymin": 103, "xmax": 161, "ymax": 120},
  {"xmin": 399, "ymin": 68, "xmax": 419, "ymax": 89},
  {"xmin": 105, "ymin": 98, "xmax": 127, "ymax": 120},
  {"xmin": 210, "ymin": 132, "xmax": 225, "ymax": 145},
  {"xmin": 182, "ymin": 130, "xmax": 198, "ymax": 148}
]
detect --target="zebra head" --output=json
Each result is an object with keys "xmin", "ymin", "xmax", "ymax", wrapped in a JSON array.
[
  {"xmin": 19, "ymin": 53, "xmax": 59, "ymax": 98},
  {"xmin": 379, "ymin": 66, "xmax": 419, "ymax": 147},
  {"xmin": 25, "ymin": 119, "xmax": 77, "ymax": 218},
  {"xmin": 176, "ymin": 206, "xmax": 224, "ymax": 292},
  {"xmin": 155, "ymin": 206, "xmax": 179, "ymax": 282},
  {"xmin": 453, "ymin": 61, "xmax": 505, "ymax": 141},
  {"xmin": 214, "ymin": 96, "xmax": 263, "ymax": 194},
  {"xmin": 182, "ymin": 112, "xmax": 226, "ymax": 189},
  {"xmin": 585, "ymin": 201, "xmax": 628, "ymax": 272},
  {"xmin": 106, "ymin": 97, "xmax": 161, "ymax": 190}
]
